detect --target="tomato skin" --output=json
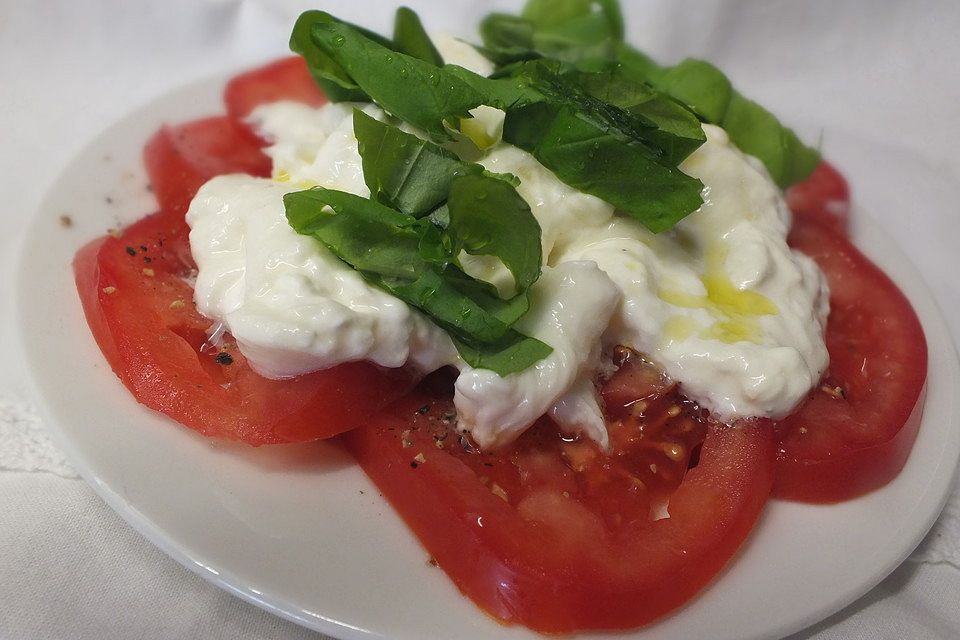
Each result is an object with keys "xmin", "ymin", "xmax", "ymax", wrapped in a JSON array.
[
  {"xmin": 143, "ymin": 116, "xmax": 271, "ymax": 216},
  {"xmin": 345, "ymin": 389, "xmax": 774, "ymax": 632},
  {"xmin": 74, "ymin": 206, "xmax": 417, "ymax": 445},
  {"xmin": 776, "ymin": 214, "xmax": 927, "ymax": 502},
  {"xmin": 786, "ymin": 161, "xmax": 850, "ymax": 235},
  {"xmin": 224, "ymin": 56, "xmax": 326, "ymax": 127}
]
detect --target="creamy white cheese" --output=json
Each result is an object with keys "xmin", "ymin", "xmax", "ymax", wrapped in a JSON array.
[
  {"xmin": 186, "ymin": 175, "xmax": 459, "ymax": 377},
  {"xmin": 185, "ymin": 35, "xmax": 829, "ymax": 448}
]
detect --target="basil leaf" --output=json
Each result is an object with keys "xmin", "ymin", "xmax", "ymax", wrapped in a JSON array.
[
  {"xmin": 522, "ymin": 0, "xmax": 623, "ymax": 40},
  {"xmin": 353, "ymin": 109, "xmax": 482, "ymax": 217},
  {"xmin": 477, "ymin": 0, "xmax": 819, "ymax": 186},
  {"xmin": 311, "ymin": 21, "xmax": 485, "ymax": 141},
  {"xmin": 283, "ymin": 188, "xmax": 422, "ymax": 280},
  {"xmin": 480, "ymin": 0, "xmax": 623, "ymax": 64},
  {"xmin": 618, "ymin": 51, "xmax": 820, "ymax": 187},
  {"xmin": 720, "ymin": 92, "xmax": 820, "ymax": 188},
  {"xmin": 452, "ymin": 333, "xmax": 553, "ymax": 377},
  {"xmin": 392, "ymin": 7, "xmax": 443, "ymax": 66},
  {"xmin": 447, "ymin": 173, "xmax": 542, "ymax": 294},
  {"xmin": 444, "ymin": 65, "xmax": 541, "ymax": 111},
  {"xmin": 389, "ymin": 268, "xmax": 518, "ymax": 344},
  {"xmin": 655, "ymin": 58, "xmax": 733, "ymax": 125},
  {"xmin": 351, "ymin": 112, "xmax": 541, "ymax": 296},
  {"xmin": 284, "ymin": 188, "xmax": 553, "ymax": 374},
  {"xmin": 564, "ymin": 65, "xmax": 706, "ymax": 165},
  {"xmin": 478, "ymin": 14, "xmax": 538, "ymax": 65},
  {"xmin": 501, "ymin": 65, "xmax": 704, "ymax": 232},
  {"xmin": 289, "ymin": 11, "xmax": 391, "ymax": 103}
]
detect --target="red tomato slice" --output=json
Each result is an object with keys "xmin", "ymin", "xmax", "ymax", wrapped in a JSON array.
[
  {"xmin": 345, "ymin": 361, "xmax": 774, "ymax": 632},
  {"xmin": 143, "ymin": 115, "xmax": 272, "ymax": 216},
  {"xmin": 74, "ymin": 207, "xmax": 415, "ymax": 445},
  {"xmin": 776, "ymin": 214, "xmax": 927, "ymax": 502},
  {"xmin": 224, "ymin": 56, "xmax": 326, "ymax": 127},
  {"xmin": 786, "ymin": 161, "xmax": 851, "ymax": 235}
]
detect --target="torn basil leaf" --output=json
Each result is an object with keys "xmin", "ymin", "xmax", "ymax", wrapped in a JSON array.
[
  {"xmin": 617, "ymin": 52, "xmax": 820, "ymax": 187},
  {"xmin": 295, "ymin": 8, "xmax": 709, "ymax": 231},
  {"xmin": 501, "ymin": 63, "xmax": 705, "ymax": 232},
  {"xmin": 446, "ymin": 173, "xmax": 542, "ymax": 295},
  {"xmin": 289, "ymin": 10, "xmax": 391, "ymax": 103},
  {"xmin": 353, "ymin": 108, "xmax": 483, "ymax": 217},
  {"xmin": 476, "ymin": 0, "xmax": 820, "ymax": 187},
  {"xmin": 310, "ymin": 20, "xmax": 485, "ymax": 141},
  {"xmin": 283, "ymin": 180, "xmax": 551, "ymax": 376},
  {"xmin": 481, "ymin": 0, "xmax": 624, "ymax": 63},
  {"xmin": 451, "ymin": 331, "xmax": 553, "ymax": 377},
  {"xmin": 562, "ymin": 64, "xmax": 706, "ymax": 165},
  {"xmin": 392, "ymin": 6, "xmax": 444, "ymax": 66}
]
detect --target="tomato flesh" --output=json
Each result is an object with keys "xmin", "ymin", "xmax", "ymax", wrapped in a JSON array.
[
  {"xmin": 75, "ymin": 209, "xmax": 417, "ymax": 444},
  {"xmin": 224, "ymin": 56, "xmax": 327, "ymax": 132},
  {"xmin": 78, "ymin": 110, "xmax": 416, "ymax": 444},
  {"xmin": 143, "ymin": 115, "xmax": 271, "ymax": 216},
  {"xmin": 345, "ymin": 363, "xmax": 774, "ymax": 632},
  {"xmin": 785, "ymin": 161, "xmax": 850, "ymax": 235},
  {"xmin": 776, "ymin": 213, "xmax": 927, "ymax": 501}
]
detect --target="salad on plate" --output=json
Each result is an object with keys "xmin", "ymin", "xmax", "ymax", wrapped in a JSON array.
[{"xmin": 71, "ymin": 0, "xmax": 928, "ymax": 633}]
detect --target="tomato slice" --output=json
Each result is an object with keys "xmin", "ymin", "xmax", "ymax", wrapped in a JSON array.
[
  {"xmin": 224, "ymin": 56, "xmax": 326, "ymax": 128},
  {"xmin": 785, "ymin": 161, "xmax": 850, "ymax": 235},
  {"xmin": 344, "ymin": 361, "xmax": 774, "ymax": 632},
  {"xmin": 143, "ymin": 115, "xmax": 271, "ymax": 216},
  {"xmin": 75, "ymin": 209, "xmax": 416, "ymax": 444},
  {"xmin": 776, "ymin": 214, "xmax": 927, "ymax": 501}
]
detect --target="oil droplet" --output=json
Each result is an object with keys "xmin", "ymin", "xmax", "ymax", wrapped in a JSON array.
[
  {"xmin": 399, "ymin": 67, "xmax": 409, "ymax": 79},
  {"xmin": 332, "ymin": 35, "xmax": 346, "ymax": 47},
  {"xmin": 475, "ymin": 191, "xmax": 488, "ymax": 201},
  {"xmin": 428, "ymin": 71, "xmax": 440, "ymax": 86},
  {"xmin": 384, "ymin": 54, "xmax": 394, "ymax": 64}
]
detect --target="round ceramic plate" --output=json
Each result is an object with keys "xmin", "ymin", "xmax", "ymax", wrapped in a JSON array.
[{"xmin": 17, "ymin": 74, "xmax": 960, "ymax": 640}]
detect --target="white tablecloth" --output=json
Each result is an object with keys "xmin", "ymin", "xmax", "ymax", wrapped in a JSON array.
[{"xmin": 2, "ymin": 1, "xmax": 959, "ymax": 638}]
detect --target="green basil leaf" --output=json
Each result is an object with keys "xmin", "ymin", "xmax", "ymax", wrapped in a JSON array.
[
  {"xmin": 289, "ymin": 11, "xmax": 391, "ymax": 103},
  {"xmin": 479, "ymin": 0, "xmax": 624, "ymax": 63},
  {"xmin": 476, "ymin": 0, "xmax": 819, "ymax": 187},
  {"xmin": 444, "ymin": 65, "xmax": 542, "ymax": 110},
  {"xmin": 720, "ymin": 92, "xmax": 821, "ymax": 187},
  {"xmin": 478, "ymin": 14, "xmax": 539, "ymax": 65},
  {"xmin": 452, "ymin": 332, "xmax": 553, "ymax": 377},
  {"xmin": 443, "ymin": 268, "xmax": 531, "ymax": 326},
  {"xmin": 447, "ymin": 173, "xmax": 542, "ymax": 294},
  {"xmin": 353, "ymin": 108, "xmax": 482, "ymax": 217},
  {"xmin": 388, "ymin": 268, "xmax": 517, "ymax": 344},
  {"xmin": 392, "ymin": 7, "xmax": 444, "ymax": 66},
  {"xmin": 283, "ymin": 188, "xmax": 422, "ymax": 280},
  {"xmin": 284, "ymin": 188, "xmax": 553, "ymax": 375},
  {"xmin": 656, "ymin": 58, "xmax": 733, "ymax": 125},
  {"xmin": 564, "ymin": 65, "xmax": 706, "ymax": 165},
  {"xmin": 501, "ymin": 64, "xmax": 704, "ymax": 232},
  {"xmin": 522, "ymin": 0, "xmax": 623, "ymax": 39},
  {"xmin": 311, "ymin": 21, "xmax": 485, "ymax": 141},
  {"xmin": 617, "ymin": 49, "xmax": 819, "ymax": 187},
  {"xmin": 504, "ymin": 100, "xmax": 703, "ymax": 232}
]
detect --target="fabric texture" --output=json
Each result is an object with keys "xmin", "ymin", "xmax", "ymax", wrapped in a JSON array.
[{"xmin": 2, "ymin": 1, "xmax": 958, "ymax": 638}]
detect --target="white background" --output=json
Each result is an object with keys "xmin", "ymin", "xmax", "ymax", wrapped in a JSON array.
[{"xmin": 2, "ymin": 1, "xmax": 959, "ymax": 638}]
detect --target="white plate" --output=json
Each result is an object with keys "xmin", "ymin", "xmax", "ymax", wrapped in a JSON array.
[{"xmin": 16, "ymin": 74, "xmax": 960, "ymax": 640}]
